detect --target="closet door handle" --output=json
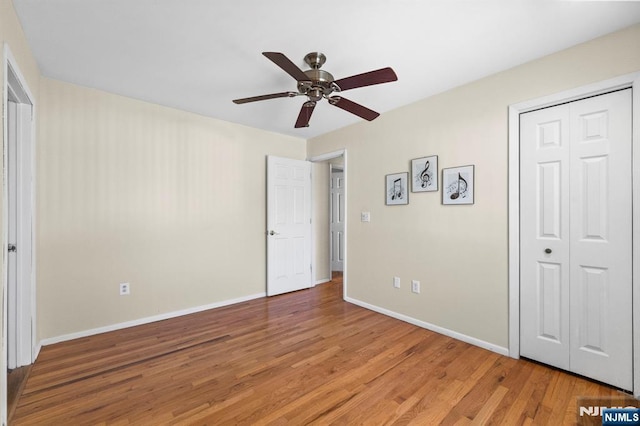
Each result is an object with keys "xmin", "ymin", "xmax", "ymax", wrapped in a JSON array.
[{"xmin": 544, "ymin": 248, "xmax": 552, "ymax": 254}]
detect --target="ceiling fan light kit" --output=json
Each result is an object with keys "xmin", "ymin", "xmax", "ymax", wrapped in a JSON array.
[{"xmin": 233, "ymin": 51, "xmax": 397, "ymax": 128}]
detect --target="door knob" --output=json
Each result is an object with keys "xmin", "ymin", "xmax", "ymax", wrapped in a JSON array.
[
  {"xmin": 7, "ymin": 244, "xmax": 16, "ymax": 253},
  {"xmin": 269, "ymin": 230, "xmax": 279, "ymax": 236},
  {"xmin": 544, "ymin": 248, "xmax": 552, "ymax": 254}
]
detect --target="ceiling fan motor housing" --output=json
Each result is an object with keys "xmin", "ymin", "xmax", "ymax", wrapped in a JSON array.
[
  {"xmin": 298, "ymin": 69, "xmax": 336, "ymax": 100},
  {"xmin": 297, "ymin": 52, "xmax": 337, "ymax": 101}
]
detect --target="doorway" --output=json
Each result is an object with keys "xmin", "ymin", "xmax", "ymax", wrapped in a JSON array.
[
  {"xmin": 310, "ymin": 150, "xmax": 347, "ymax": 297},
  {"xmin": 3, "ymin": 45, "xmax": 36, "ymax": 424}
]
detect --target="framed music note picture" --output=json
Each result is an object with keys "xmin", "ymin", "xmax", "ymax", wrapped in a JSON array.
[
  {"xmin": 411, "ymin": 155, "xmax": 438, "ymax": 192},
  {"xmin": 442, "ymin": 165, "xmax": 474, "ymax": 205},
  {"xmin": 385, "ymin": 172, "xmax": 409, "ymax": 205}
]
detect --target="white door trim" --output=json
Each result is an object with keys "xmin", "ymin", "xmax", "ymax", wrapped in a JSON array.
[
  {"xmin": 508, "ymin": 72, "xmax": 640, "ymax": 395},
  {"xmin": 2, "ymin": 43, "xmax": 37, "ymax": 425},
  {"xmin": 309, "ymin": 149, "xmax": 347, "ymax": 300}
]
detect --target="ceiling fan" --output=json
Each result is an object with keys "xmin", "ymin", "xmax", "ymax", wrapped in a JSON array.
[{"xmin": 233, "ymin": 52, "xmax": 398, "ymax": 128}]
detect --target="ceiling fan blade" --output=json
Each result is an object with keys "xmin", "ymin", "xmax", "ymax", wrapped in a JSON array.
[
  {"xmin": 295, "ymin": 101, "xmax": 316, "ymax": 128},
  {"xmin": 263, "ymin": 52, "xmax": 310, "ymax": 82},
  {"xmin": 333, "ymin": 67, "xmax": 398, "ymax": 92},
  {"xmin": 233, "ymin": 91, "xmax": 298, "ymax": 104},
  {"xmin": 328, "ymin": 96, "xmax": 380, "ymax": 121}
]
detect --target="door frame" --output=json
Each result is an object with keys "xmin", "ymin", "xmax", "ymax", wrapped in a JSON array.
[
  {"xmin": 309, "ymin": 149, "xmax": 347, "ymax": 299},
  {"xmin": 508, "ymin": 72, "xmax": 640, "ymax": 395},
  {"xmin": 2, "ymin": 43, "xmax": 37, "ymax": 424}
]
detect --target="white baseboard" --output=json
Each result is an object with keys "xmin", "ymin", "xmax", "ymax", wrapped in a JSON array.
[
  {"xmin": 344, "ymin": 296, "xmax": 509, "ymax": 357},
  {"xmin": 39, "ymin": 292, "xmax": 266, "ymax": 347},
  {"xmin": 38, "ymin": 292, "xmax": 508, "ymax": 358},
  {"xmin": 314, "ymin": 278, "xmax": 331, "ymax": 285},
  {"xmin": 33, "ymin": 343, "xmax": 41, "ymax": 361}
]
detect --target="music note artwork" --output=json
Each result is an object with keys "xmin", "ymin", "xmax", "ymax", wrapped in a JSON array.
[
  {"xmin": 442, "ymin": 165, "xmax": 474, "ymax": 205},
  {"xmin": 392, "ymin": 178, "xmax": 403, "ymax": 200},
  {"xmin": 411, "ymin": 155, "xmax": 438, "ymax": 192},
  {"xmin": 419, "ymin": 162, "xmax": 431, "ymax": 188},
  {"xmin": 385, "ymin": 172, "xmax": 409, "ymax": 205}
]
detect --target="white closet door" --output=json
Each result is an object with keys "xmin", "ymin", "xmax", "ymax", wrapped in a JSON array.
[
  {"xmin": 568, "ymin": 90, "xmax": 632, "ymax": 389},
  {"xmin": 520, "ymin": 102, "xmax": 571, "ymax": 371},
  {"xmin": 520, "ymin": 89, "xmax": 632, "ymax": 390}
]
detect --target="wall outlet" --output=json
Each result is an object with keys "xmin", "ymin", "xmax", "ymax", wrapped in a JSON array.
[
  {"xmin": 119, "ymin": 282, "xmax": 130, "ymax": 296},
  {"xmin": 393, "ymin": 276, "xmax": 401, "ymax": 288},
  {"xmin": 411, "ymin": 280, "xmax": 420, "ymax": 294},
  {"xmin": 361, "ymin": 212, "xmax": 371, "ymax": 222}
]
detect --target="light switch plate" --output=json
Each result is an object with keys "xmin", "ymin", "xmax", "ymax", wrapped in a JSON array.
[{"xmin": 361, "ymin": 212, "xmax": 371, "ymax": 222}]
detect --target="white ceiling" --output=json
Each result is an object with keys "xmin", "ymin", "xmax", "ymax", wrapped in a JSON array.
[{"xmin": 13, "ymin": 0, "xmax": 640, "ymax": 139}]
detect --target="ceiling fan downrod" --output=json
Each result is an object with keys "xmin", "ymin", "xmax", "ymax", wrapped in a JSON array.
[{"xmin": 303, "ymin": 52, "xmax": 326, "ymax": 69}]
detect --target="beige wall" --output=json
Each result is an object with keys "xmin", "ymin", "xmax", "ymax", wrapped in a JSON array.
[
  {"xmin": 307, "ymin": 24, "xmax": 640, "ymax": 349},
  {"xmin": 1, "ymin": 0, "xmax": 40, "ymax": 90},
  {"xmin": 37, "ymin": 79, "xmax": 306, "ymax": 339}
]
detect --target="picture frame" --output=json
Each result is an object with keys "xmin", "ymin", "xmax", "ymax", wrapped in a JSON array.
[
  {"xmin": 411, "ymin": 155, "xmax": 438, "ymax": 192},
  {"xmin": 385, "ymin": 172, "xmax": 409, "ymax": 205},
  {"xmin": 442, "ymin": 165, "xmax": 474, "ymax": 205}
]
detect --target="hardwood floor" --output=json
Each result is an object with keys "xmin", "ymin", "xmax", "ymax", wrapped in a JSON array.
[
  {"xmin": 7, "ymin": 365, "xmax": 31, "ymax": 422},
  {"xmin": 12, "ymin": 276, "xmax": 632, "ymax": 425}
]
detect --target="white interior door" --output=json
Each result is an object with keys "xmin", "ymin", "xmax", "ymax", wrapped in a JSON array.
[
  {"xmin": 520, "ymin": 102, "xmax": 571, "ymax": 371},
  {"xmin": 266, "ymin": 156, "xmax": 312, "ymax": 296},
  {"xmin": 330, "ymin": 169, "xmax": 344, "ymax": 273},
  {"xmin": 520, "ymin": 89, "xmax": 632, "ymax": 390},
  {"xmin": 7, "ymin": 100, "xmax": 18, "ymax": 369},
  {"xmin": 6, "ymin": 97, "xmax": 34, "ymax": 370}
]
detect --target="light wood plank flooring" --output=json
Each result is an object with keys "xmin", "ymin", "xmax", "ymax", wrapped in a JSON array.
[
  {"xmin": 7, "ymin": 365, "xmax": 31, "ymax": 421},
  {"xmin": 12, "ymin": 276, "xmax": 632, "ymax": 425}
]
